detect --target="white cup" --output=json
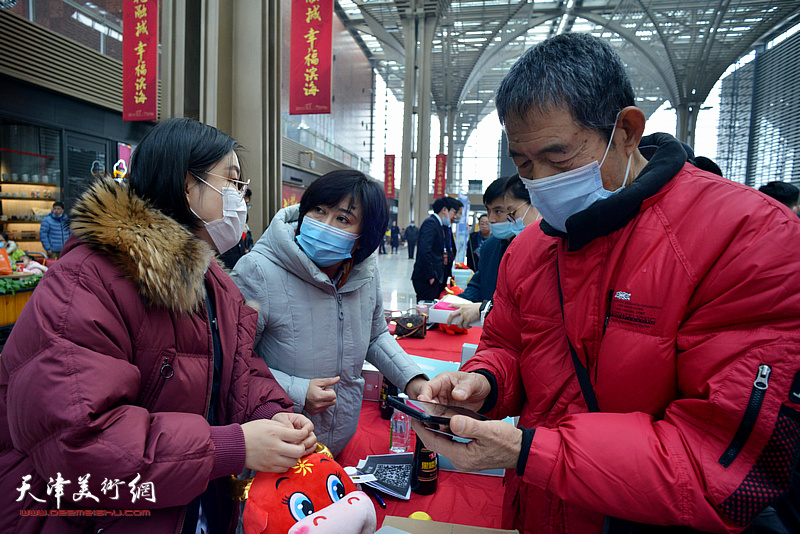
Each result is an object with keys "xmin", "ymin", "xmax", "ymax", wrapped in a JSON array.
[
  {"xmin": 11, "ymin": 173, "xmax": 18, "ymax": 181},
  {"xmin": 32, "ymin": 174, "xmax": 39, "ymax": 182},
  {"xmin": 1, "ymin": 173, "xmax": 7, "ymax": 182},
  {"xmin": 21, "ymin": 174, "xmax": 29, "ymax": 182},
  {"xmin": 12, "ymin": 192, "xmax": 19, "ymax": 197}
]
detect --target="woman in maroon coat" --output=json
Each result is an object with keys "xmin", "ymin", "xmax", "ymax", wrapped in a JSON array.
[{"xmin": 0, "ymin": 118, "xmax": 315, "ymax": 533}]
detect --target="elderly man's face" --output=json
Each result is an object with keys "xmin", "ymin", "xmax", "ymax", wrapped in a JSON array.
[{"xmin": 505, "ymin": 108, "xmax": 629, "ymax": 192}]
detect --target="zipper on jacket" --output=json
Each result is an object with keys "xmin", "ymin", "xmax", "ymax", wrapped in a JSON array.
[
  {"xmin": 719, "ymin": 364, "xmax": 771, "ymax": 468},
  {"xmin": 329, "ymin": 291, "xmax": 345, "ymax": 446},
  {"xmin": 602, "ymin": 289, "xmax": 613, "ymax": 336},
  {"xmin": 143, "ymin": 357, "xmax": 174, "ymax": 411}
]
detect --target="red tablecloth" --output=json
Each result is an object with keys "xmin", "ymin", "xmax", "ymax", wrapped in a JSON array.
[
  {"xmin": 336, "ymin": 400, "xmax": 504, "ymax": 529},
  {"xmin": 394, "ymin": 325, "xmax": 483, "ymax": 362}
]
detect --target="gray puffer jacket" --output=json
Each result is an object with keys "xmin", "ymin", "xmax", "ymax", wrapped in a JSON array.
[{"xmin": 232, "ymin": 205, "xmax": 423, "ymax": 456}]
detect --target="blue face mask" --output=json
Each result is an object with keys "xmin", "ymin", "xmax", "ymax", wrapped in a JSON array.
[
  {"xmin": 296, "ymin": 216, "xmax": 361, "ymax": 268},
  {"xmin": 0, "ymin": 242, "xmax": 5, "ymax": 249},
  {"xmin": 510, "ymin": 205, "xmax": 532, "ymax": 236},
  {"xmin": 520, "ymin": 115, "xmax": 632, "ymax": 233},
  {"xmin": 441, "ymin": 213, "xmax": 452, "ymax": 228},
  {"xmin": 489, "ymin": 221, "xmax": 515, "ymax": 240}
]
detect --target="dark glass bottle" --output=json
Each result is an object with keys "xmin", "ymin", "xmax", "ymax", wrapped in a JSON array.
[
  {"xmin": 411, "ymin": 435, "xmax": 438, "ymax": 495},
  {"xmin": 379, "ymin": 377, "xmax": 398, "ymax": 420}
]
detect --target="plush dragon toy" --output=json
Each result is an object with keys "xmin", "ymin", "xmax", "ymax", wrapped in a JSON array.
[{"xmin": 243, "ymin": 451, "xmax": 377, "ymax": 534}]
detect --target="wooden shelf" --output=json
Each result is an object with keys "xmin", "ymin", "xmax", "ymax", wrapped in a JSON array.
[
  {"xmin": 0, "ymin": 197, "xmax": 57, "ymax": 201},
  {"xmin": 0, "ymin": 220, "xmax": 42, "ymax": 224},
  {"xmin": 0, "ymin": 181, "xmax": 57, "ymax": 187}
]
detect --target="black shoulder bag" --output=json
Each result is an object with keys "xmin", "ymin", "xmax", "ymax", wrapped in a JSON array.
[{"xmin": 555, "ymin": 260, "xmax": 796, "ymax": 534}]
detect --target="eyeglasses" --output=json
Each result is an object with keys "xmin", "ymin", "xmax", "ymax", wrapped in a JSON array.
[
  {"xmin": 505, "ymin": 203, "xmax": 527, "ymax": 223},
  {"xmin": 194, "ymin": 171, "xmax": 250, "ymax": 199}
]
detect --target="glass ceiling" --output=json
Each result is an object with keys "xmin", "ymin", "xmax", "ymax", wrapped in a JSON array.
[{"xmin": 336, "ymin": 0, "xmax": 800, "ymax": 149}]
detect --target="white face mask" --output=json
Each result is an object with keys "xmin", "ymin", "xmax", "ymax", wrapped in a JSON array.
[
  {"xmin": 520, "ymin": 115, "xmax": 633, "ymax": 233},
  {"xmin": 190, "ymin": 177, "xmax": 247, "ymax": 253}
]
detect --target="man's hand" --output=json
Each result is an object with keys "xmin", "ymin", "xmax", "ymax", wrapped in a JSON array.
[
  {"xmin": 241, "ymin": 419, "xmax": 310, "ymax": 473},
  {"xmin": 404, "ymin": 376, "xmax": 428, "ymax": 400},
  {"xmin": 410, "ymin": 417, "xmax": 522, "ymax": 472},
  {"xmin": 271, "ymin": 412, "xmax": 316, "ymax": 455},
  {"xmin": 305, "ymin": 377, "xmax": 339, "ymax": 415},
  {"xmin": 446, "ymin": 302, "xmax": 481, "ymax": 329},
  {"xmin": 429, "ymin": 278, "xmax": 435, "ymax": 285},
  {"xmin": 416, "ymin": 371, "xmax": 491, "ymax": 413}
]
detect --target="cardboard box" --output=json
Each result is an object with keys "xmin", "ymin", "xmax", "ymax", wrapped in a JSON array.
[
  {"xmin": 362, "ymin": 362, "xmax": 383, "ymax": 401},
  {"xmin": 380, "ymin": 516, "xmax": 518, "ymax": 533}
]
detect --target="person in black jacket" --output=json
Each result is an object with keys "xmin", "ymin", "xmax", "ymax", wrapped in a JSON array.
[
  {"xmin": 390, "ymin": 221, "xmax": 401, "ymax": 253},
  {"xmin": 448, "ymin": 176, "xmax": 538, "ymax": 328},
  {"xmin": 403, "ymin": 221, "xmax": 419, "ymax": 259},
  {"xmin": 466, "ymin": 214, "xmax": 491, "ymax": 271},
  {"xmin": 411, "ymin": 196, "xmax": 463, "ymax": 302}
]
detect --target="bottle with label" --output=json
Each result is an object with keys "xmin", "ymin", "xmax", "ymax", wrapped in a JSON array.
[
  {"xmin": 390, "ymin": 406, "xmax": 411, "ymax": 453},
  {"xmin": 379, "ymin": 377, "xmax": 398, "ymax": 420},
  {"xmin": 411, "ymin": 435, "xmax": 438, "ymax": 495}
]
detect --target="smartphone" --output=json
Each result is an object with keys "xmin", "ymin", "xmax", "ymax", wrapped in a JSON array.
[{"xmin": 386, "ymin": 396, "xmax": 488, "ymax": 427}]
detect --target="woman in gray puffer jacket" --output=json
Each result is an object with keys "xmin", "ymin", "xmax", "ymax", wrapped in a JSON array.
[{"xmin": 233, "ymin": 170, "xmax": 427, "ymax": 456}]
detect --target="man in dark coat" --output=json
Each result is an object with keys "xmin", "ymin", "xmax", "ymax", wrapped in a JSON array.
[
  {"xmin": 403, "ymin": 220, "xmax": 419, "ymax": 259},
  {"xmin": 411, "ymin": 196, "xmax": 463, "ymax": 301},
  {"xmin": 466, "ymin": 214, "xmax": 491, "ymax": 271}
]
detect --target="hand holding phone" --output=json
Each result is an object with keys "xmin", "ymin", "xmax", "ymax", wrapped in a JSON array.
[{"xmin": 386, "ymin": 396, "xmax": 488, "ymax": 441}]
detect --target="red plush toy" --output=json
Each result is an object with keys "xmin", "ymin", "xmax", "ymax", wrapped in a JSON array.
[{"xmin": 243, "ymin": 452, "xmax": 377, "ymax": 534}]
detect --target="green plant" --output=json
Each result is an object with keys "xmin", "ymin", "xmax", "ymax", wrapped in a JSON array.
[{"xmin": 0, "ymin": 274, "xmax": 42, "ymax": 295}]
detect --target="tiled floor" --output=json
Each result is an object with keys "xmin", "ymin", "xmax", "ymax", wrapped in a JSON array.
[{"xmin": 374, "ymin": 246, "xmax": 417, "ymax": 311}]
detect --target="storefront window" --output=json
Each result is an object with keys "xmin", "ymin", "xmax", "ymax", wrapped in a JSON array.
[
  {"xmin": 0, "ymin": 120, "xmax": 62, "ymax": 253},
  {"xmin": 4, "ymin": 1, "xmax": 124, "ymax": 62}
]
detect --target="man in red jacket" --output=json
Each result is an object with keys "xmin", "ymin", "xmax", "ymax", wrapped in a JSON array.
[{"xmin": 413, "ymin": 33, "xmax": 800, "ymax": 534}]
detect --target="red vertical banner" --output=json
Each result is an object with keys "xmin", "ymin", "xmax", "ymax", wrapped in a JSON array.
[
  {"xmin": 384, "ymin": 155, "xmax": 396, "ymax": 199},
  {"xmin": 433, "ymin": 154, "xmax": 447, "ymax": 198},
  {"xmin": 290, "ymin": 0, "xmax": 333, "ymax": 115},
  {"xmin": 123, "ymin": 0, "xmax": 159, "ymax": 121}
]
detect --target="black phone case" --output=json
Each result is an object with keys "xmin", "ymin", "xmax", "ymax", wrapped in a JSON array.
[{"xmin": 386, "ymin": 395, "xmax": 452, "ymax": 425}]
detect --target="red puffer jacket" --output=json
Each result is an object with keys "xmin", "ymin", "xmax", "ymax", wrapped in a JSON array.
[
  {"xmin": 463, "ymin": 134, "xmax": 800, "ymax": 533},
  {"xmin": 0, "ymin": 178, "xmax": 293, "ymax": 533}
]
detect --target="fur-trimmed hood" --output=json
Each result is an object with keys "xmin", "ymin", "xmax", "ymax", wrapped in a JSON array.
[{"xmin": 69, "ymin": 177, "xmax": 213, "ymax": 314}]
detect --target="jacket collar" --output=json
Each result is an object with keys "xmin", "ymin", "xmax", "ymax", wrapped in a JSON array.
[
  {"xmin": 540, "ymin": 132, "xmax": 689, "ymax": 251},
  {"xmin": 69, "ymin": 177, "xmax": 213, "ymax": 314},
  {"xmin": 254, "ymin": 204, "xmax": 374, "ymax": 293}
]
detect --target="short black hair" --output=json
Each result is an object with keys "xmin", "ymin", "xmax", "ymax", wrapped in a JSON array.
[
  {"xmin": 244, "ymin": 189, "xmax": 252, "ymax": 200},
  {"xmin": 503, "ymin": 175, "xmax": 529, "ymax": 202},
  {"xmin": 0, "ymin": 232, "xmax": 7, "ymax": 241},
  {"xmin": 53, "ymin": 201, "xmax": 65, "ymax": 209},
  {"xmin": 495, "ymin": 33, "xmax": 635, "ymax": 141},
  {"xmin": 759, "ymin": 181, "xmax": 800, "ymax": 208},
  {"xmin": 432, "ymin": 196, "xmax": 463, "ymax": 214},
  {"xmin": 445, "ymin": 197, "xmax": 463, "ymax": 211},
  {"xmin": 483, "ymin": 177, "xmax": 509, "ymax": 206},
  {"xmin": 694, "ymin": 156, "xmax": 723, "ymax": 177},
  {"xmin": 298, "ymin": 170, "xmax": 388, "ymax": 264},
  {"xmin": 478, "ymin": 214, "xmax": 488, "ymax": 221},
  {"xmin": 431, "ymin": 197, "xmax": 448, "ymax": 214},
  {"xmin": 20, "ymin": 254, "xmax": 33, "ymax": 262},
  {"xmin": 128, "ymin": 118, "xmax": 240, "ymax": 231}
]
